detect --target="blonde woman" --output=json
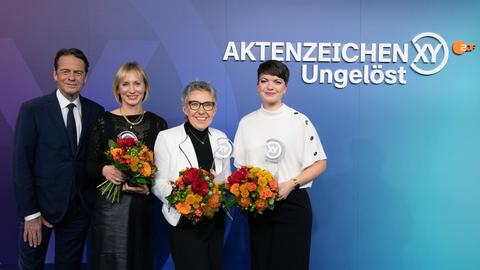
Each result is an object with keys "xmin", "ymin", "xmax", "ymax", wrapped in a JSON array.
[{"xmin": 87, "ymin": 62, "xmax": 167, "ymax": 270}]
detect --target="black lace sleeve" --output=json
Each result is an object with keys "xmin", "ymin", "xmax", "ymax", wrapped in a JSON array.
[
  {"xmin": 86, "ymin": 114, "xmax": 109, "ymax": 185},
  {"xmin": 155, "ymin": 114, "xmax": 168, "ymax": 134},
  {"xmin": 140, "ymin": 112, "xmax": 168, "ymax": 149}
]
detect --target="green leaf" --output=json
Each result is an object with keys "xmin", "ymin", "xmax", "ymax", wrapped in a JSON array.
[
  {"xmin": 108, "ymin": 139, "xmax": 117, "ymax": 148},
  {"xmin": 132, "ymin": 177, "xmax": 147, "ymax": 185},
  {"xmin": 224, "ymin": 197, "xmax": 237, "ymax": 208}
]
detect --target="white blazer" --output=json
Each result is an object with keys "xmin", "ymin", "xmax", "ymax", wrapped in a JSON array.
[{"xmin": 152, "ymin": 124, "xmax": 231, "ymax": 226}]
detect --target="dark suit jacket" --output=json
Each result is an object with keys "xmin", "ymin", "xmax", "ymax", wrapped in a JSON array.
[{"xmin": 13, "ymin": 91, "xmax": 104, "ymax": 224}]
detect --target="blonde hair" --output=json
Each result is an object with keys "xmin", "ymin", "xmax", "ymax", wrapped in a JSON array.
[{"xmin": 112, "ymin": 62, "xmax": 150, "ymax": 103}]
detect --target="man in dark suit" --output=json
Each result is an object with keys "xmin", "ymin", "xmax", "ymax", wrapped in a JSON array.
[{"xmin": 13, "ymin": 48, "xmax": 104, "ymax": 270}]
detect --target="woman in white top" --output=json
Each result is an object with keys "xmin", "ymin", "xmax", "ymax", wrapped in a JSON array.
[
  {"xmin": 152, "ymin": 81, "xmax": 230, "ymax": 270},
  {"xmin": 233, "ymin": 60, "xmax": 327, "ymax": 270}
]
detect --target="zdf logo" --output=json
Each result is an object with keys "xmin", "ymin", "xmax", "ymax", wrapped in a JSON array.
[
  {"xmin": 452, "ymin": 41, "xmax": 476, "ymax": 55},
  {"xmin": 410, "ymin": 32, "xmax": 449, "ymax": 76}
]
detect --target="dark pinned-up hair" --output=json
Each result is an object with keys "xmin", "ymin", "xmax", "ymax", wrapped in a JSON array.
[{"xmin": 257, "ymin": 60, "xmax": 290, "ymax": 84}]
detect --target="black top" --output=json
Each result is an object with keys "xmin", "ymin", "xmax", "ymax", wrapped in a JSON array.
[
  {"xmin": 87, "ymin": 111, "xmax": 168, "ymax": 184},
  {"xmin": 86, "ymin": 111, "xmax": 167, "ymax": 270},
  {"xmin": 184, "ymin": 121, "xmax": 214, "ymax": 171}
]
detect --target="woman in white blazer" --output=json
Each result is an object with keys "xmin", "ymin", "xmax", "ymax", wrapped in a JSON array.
[{"xmin": 152, "ymin": 80, "xmax": 231, "ymax": 270}]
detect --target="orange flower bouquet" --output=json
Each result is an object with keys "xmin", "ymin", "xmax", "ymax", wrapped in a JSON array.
[
  {"xmin": 97, "ymin": 137, "xmax": 157, "ymax": 203},
  {"xmin": 166, "ymin": 168, "xmax": 222, "ymax": 224},
  {"xmin": 225, "ymin": 166, "xmax": 278, "ymax": 214}
]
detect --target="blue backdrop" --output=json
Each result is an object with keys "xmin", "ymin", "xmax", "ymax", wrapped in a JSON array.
[{"xmin": 1, "ymin": 0, "xmax": 479, "ymax": 269}]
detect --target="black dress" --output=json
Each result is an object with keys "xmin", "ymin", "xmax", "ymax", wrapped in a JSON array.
[{"xmin": 87, "ymin": 111, "xmax": 167, "ymax": 270}]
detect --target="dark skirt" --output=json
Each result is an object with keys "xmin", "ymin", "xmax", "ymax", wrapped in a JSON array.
[
  {"xmin": 91, "ymin": 192, "xmax": 154, "ymax": 270},
  {"xmin": 249, "ymin": 188, "xmax": 312, "ymax": 270}
]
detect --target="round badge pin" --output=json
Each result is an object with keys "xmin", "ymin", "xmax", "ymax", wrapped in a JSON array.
[
  {"xmin": 265, "ymin": 138, "xmax": 284, "ymax": 162},
  {"xmin": 117, "ymin": 130, "xmax": 138, "ymax": 140},
  {"xmin": 214, "ymin": 137, "xmax": 233, "ymax": 159}
]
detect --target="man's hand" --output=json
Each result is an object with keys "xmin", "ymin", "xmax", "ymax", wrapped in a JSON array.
[{"xmin": 23, "ymin": 216, "xmax": 53, "ymax": 248}]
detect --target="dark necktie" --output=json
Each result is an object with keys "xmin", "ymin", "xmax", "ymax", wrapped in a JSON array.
[{"xmin": 67, "ymin": 103, "xmax": 77, "ymax": 154}]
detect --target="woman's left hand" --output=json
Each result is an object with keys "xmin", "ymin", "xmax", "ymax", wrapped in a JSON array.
[
  {"xmin": 210, "ymin": 169, "xmax": 225, "ymax": 185},
  {"xmin": 122, "ymin": 182, "xmax": 150, "ymax": 195},
  {"xmin": 277, "ymin": 180, "xmax": 295, "ymax": 201},
  {"xmin": 214, "ymin": 178, "xmax": 226, "ymax": 185}
]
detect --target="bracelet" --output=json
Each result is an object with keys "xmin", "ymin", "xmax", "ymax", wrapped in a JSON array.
[{"xmin": 291, "ymin": 178, "xmax": 300, "ymax": 188}]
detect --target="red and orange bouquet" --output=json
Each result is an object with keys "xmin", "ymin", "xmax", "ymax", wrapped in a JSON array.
[
  {"xmin": 97, "ymin": 137, "xmax": 157, "ymax": 203},
  {"xmin": 225, "ymin": 166, "xmax": 278, "ymax": 214},
  {"xmin": 166, "ymin": 168, "xmax": 222, "ymax": 224}
]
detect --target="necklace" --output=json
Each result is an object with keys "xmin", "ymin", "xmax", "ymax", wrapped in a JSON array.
[
  {"xmin": 120, "ymin": 107, "xmax": 145, "ymax": 129},
  {"xmin": 187, "ymin": 126, "xmax": 208, "ymax": 145}
]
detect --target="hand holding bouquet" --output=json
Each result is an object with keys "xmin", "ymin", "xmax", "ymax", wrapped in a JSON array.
[
  {"xmin": 166, "ymin": 168, "xmax": 222, "ymax": 224},
  {"xmin": 225, "ymin": 166, "xmax": 278, "ymax": 214},
  {"xmin": 97, "ymin": 137, "xmax": 156, "ymax": 203}
]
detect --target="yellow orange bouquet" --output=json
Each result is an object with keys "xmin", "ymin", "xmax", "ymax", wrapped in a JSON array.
[
  {"xmin": 166, "ymin": 168, "xmax": 222, "ymax": 224},
  {"xmin": 97, "ymin": 137, "xmax": 156, "ymax": 203},
  {"xmin": 225, "ymin": 166, "xmax": 278, "ymax": 214}
]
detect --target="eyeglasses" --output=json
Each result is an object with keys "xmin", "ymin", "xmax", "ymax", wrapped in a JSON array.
[{"xmin": 187, "ymin": 101, "xmax": 215, "ymax": 111}]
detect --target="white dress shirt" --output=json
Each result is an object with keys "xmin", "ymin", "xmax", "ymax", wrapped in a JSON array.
[{"xmin": 56, "ymin": 89, "xmax": 82, "ymax": 144}]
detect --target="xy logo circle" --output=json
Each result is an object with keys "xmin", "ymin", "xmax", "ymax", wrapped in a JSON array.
[
  {"xmin": 214, "ymin": 137, "xmax": 233, "ymax": 159},
  {"xmin": 410, "ymin": 32, "xmax": 449, "ymax": 76},
  {"xmin": 265, "ymin": 139, "xmax": 284, "ymax": 162}
]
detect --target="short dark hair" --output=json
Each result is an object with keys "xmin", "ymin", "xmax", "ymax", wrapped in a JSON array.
[
  {"xmin": 257, "ymin": 60, "xmax": 289, "ymax": 84},
  {"xmin": 54, "ymin": 48, "xmax": 89, "ymax": 73}
]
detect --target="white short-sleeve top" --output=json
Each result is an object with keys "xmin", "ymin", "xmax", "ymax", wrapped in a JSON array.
[{"xmin": 233, "ymin": 104, "xmax": 326, "ymax": 188}]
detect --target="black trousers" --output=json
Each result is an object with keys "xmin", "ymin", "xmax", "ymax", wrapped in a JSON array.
[
  {"xmin": 249, "ymin": 188, "xmax": 312, "ymax": 270},
  {"xmin": 17, "ymin": 197, "xmax": 90, "ymax": 270},
  {"xmin": 169, "ymin": 211, "xmax": 225, "ymax": 270}
]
